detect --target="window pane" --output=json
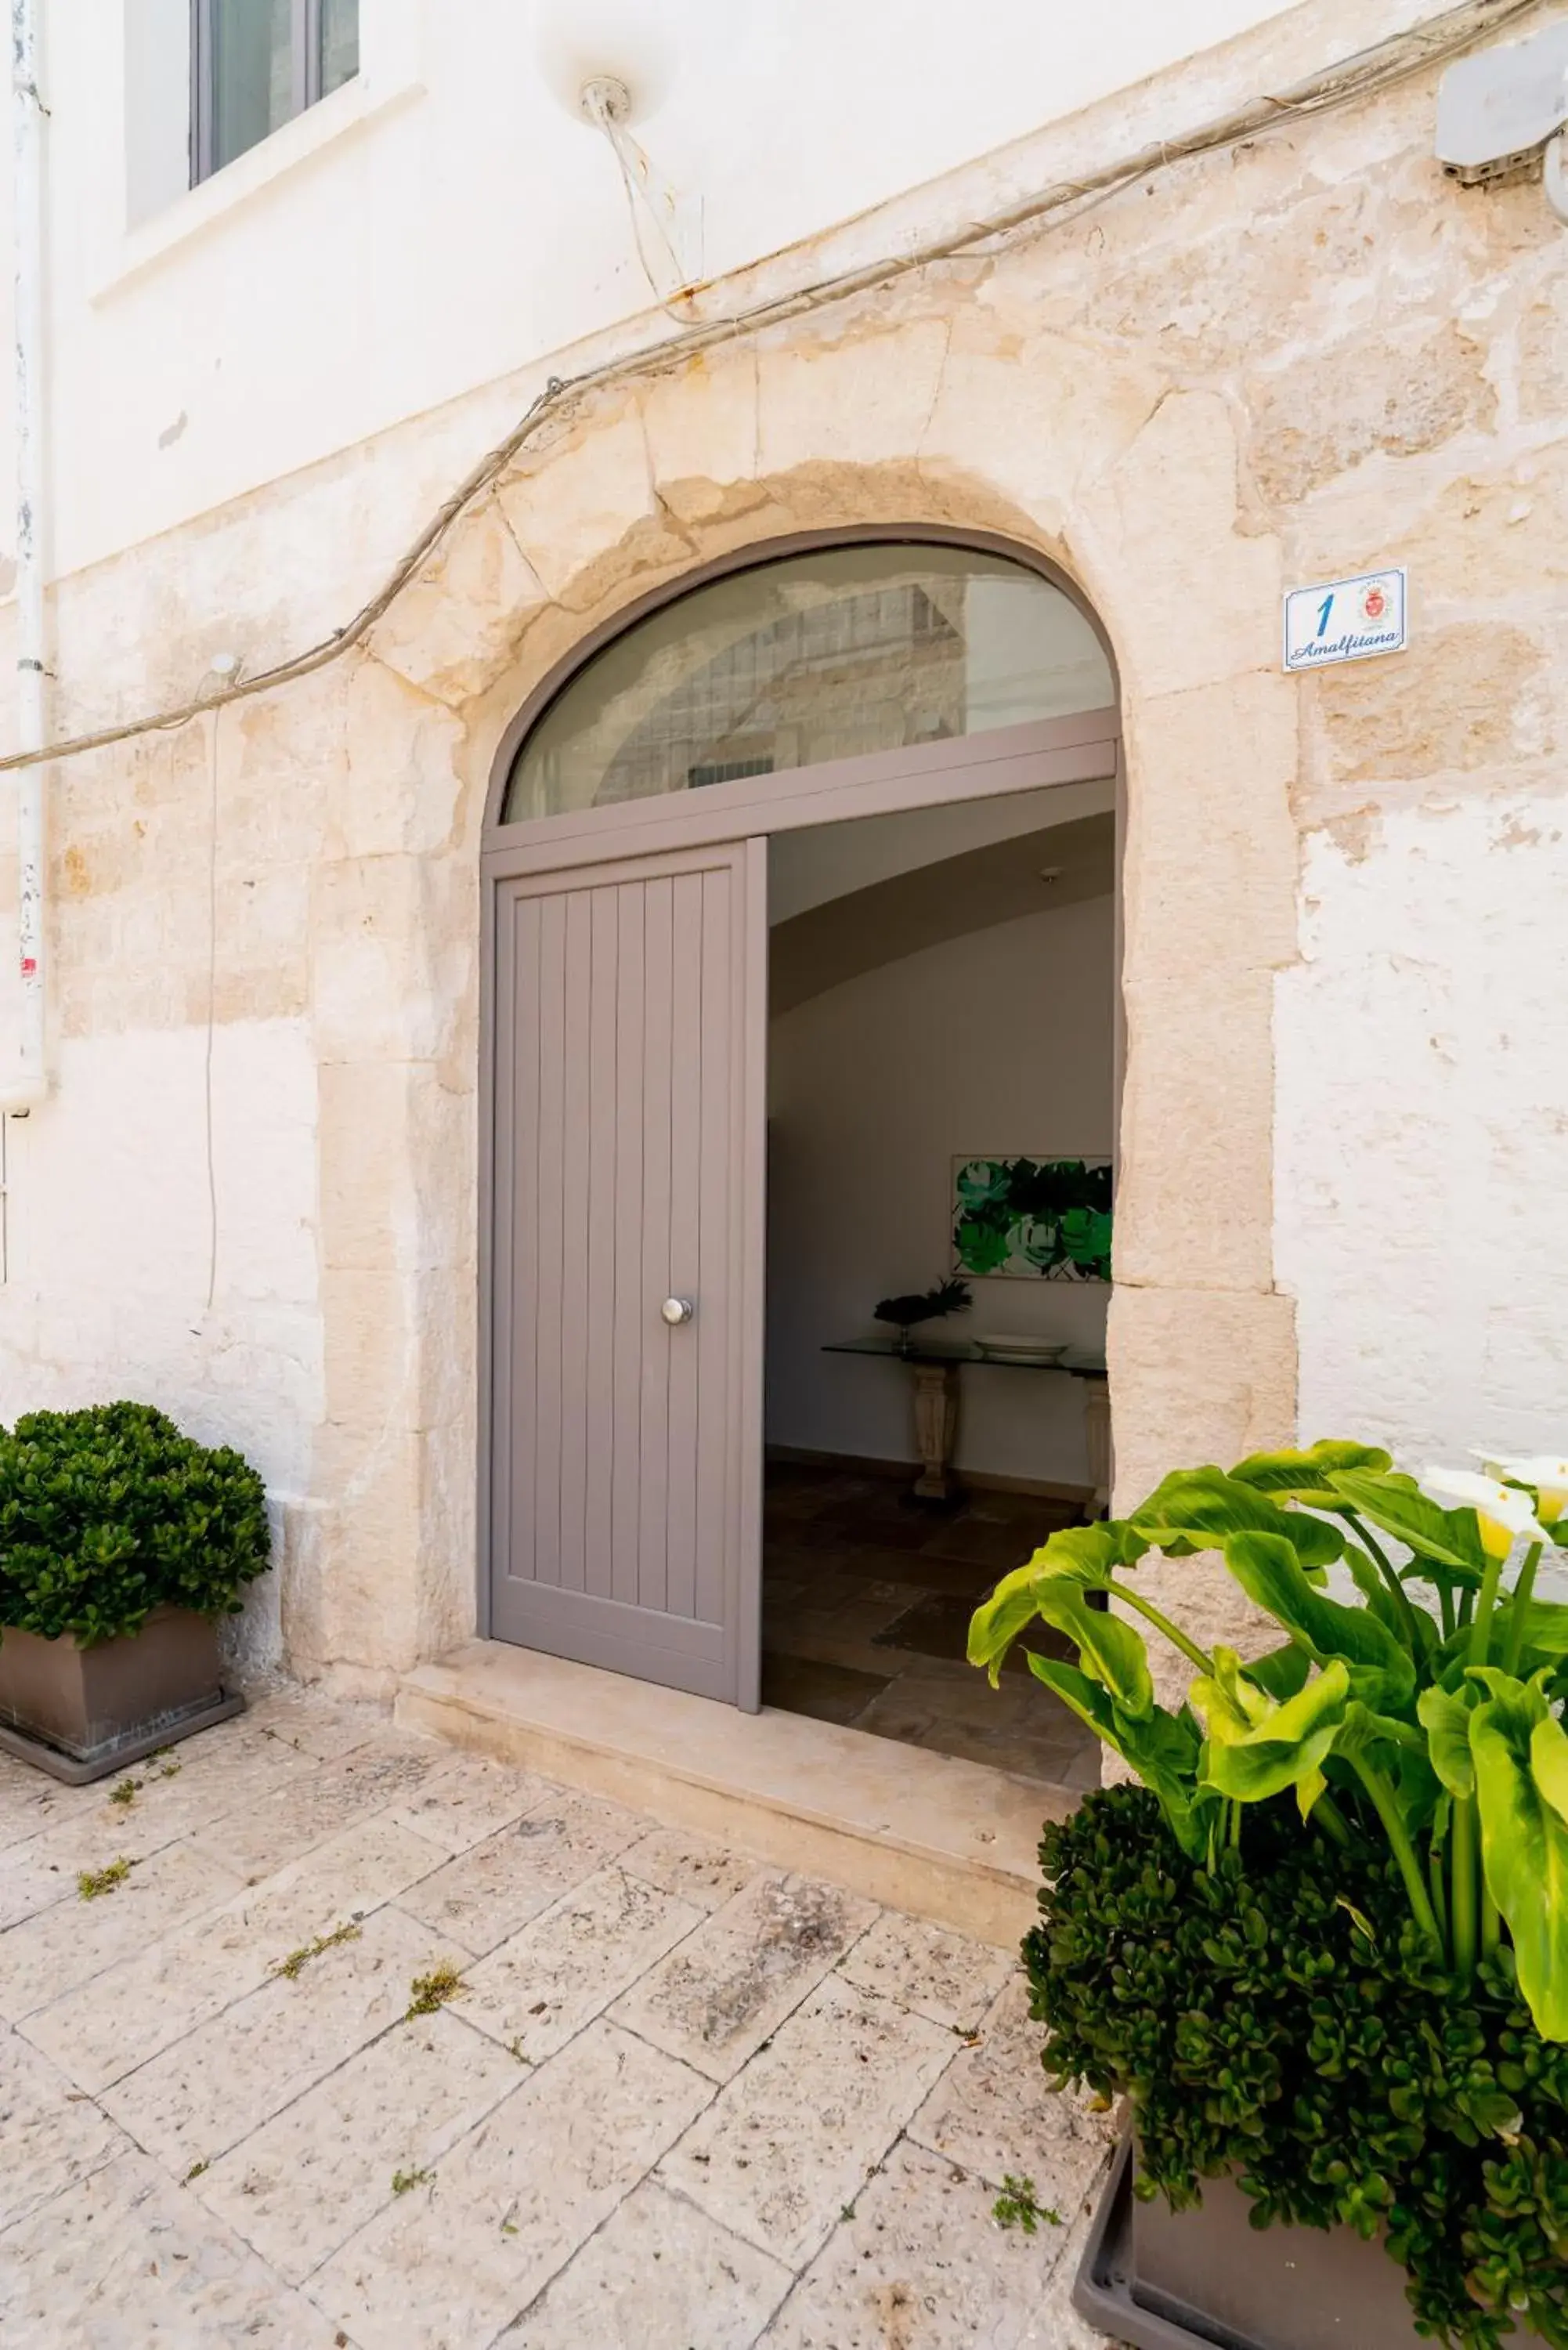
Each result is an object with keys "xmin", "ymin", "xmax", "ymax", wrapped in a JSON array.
[
  {"xmin": 320, "ymin": 0, "xmax": 359, "ymax": 96},
  {"xmin": 211, "ymin": 0, "xmax": 294, "ymax": 172},
  {"xmin": 504, "ymin": 544, "xmax": 1113, "ymax": 823}
]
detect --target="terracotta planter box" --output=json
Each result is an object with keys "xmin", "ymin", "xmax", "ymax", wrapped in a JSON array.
[
  {"xmin": 1075, "ymin": 2131, "xmax": 1545, "ymax": 2350},
  {"xmin": 0, "ymin": 1608, "xmax": 244, "ymax": 1783}
]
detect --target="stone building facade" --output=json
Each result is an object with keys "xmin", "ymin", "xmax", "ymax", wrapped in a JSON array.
[{"xmin": 0, "ymin": 0, "xmax": 1564, "ymax": 1705}]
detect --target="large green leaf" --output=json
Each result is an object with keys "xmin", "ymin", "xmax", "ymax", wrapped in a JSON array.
[
  {"xmin": 1245, "ymin": 1643, "xmax": 1314, "ymax": 1704},
  {"xmin": 1025, "ymin": 1654, "xmax": 1212, "ymax": 1858},
  {"xmin": 1228, "ymin": 1442, "xmax": 1393, "ymax": 1502},
  {"xmin": 1417, "ymin": 1683, "xmax": 1476, "ymax": 1800},
  {"xmin": 1470, "ymin": 1672, "xmax": 1568, "ymax": 2041},
  {"xmin": 1029, "ymin": 1582, "xmax": 1154, "ymax": 1721},
  {"xmin": 1222, "ymin": 1530, "xmax": 1417, "ymax": 1712},
  {"xmin": 1132, "ymin": 1469, "xmax": 1345, "ymax": 1571},
  {"xmin": 1197, "ymin": 1658, "xmax": 1350, "ymax": 1805},
  {"xmin": 1508, "ymin": 1602, "xmax": 1568, "ymax": 1661},
  {"xmin": 966, "ymin": 1520, "xmax": 1147, "ymax": 1682},
  {"xmin": 1326, "ymin": 1472, "xmax": 1487, "ymax": 1575}
]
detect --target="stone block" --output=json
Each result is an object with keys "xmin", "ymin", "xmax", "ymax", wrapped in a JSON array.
[
  {"xmin": 1075, "ymin": 390, "xmax": 1282, "ymax": 698},
  {"xmin": 1315, "ymin": 622, "xmax": 1553, "ymax": 784},
  {"xmin": 1107, "ymin": 1284, "xmax": 1297, "ymax": 1512},
  {"xmin": 640, "ymin": 346, "xmax": 761, "ymax": 521},
  {"xmin": 755, "ymin": 316, "xmax": 954, "ymax": 479},
  {"xmin": 367, "ymin": 494, "xmax": 548, "ymax": 708},
  {"xmin": 1246, "ymin": 321, "xmax": 1498, "ymax": 507},
  {"xmin": 1115, "ymin": 965, "xmax": 1277, "ymax": 1295},
  {"xmin": 334, "ymin": 654, "xmax": 470, "ymax": 860},
  {"xmin": 496, "ymin": 403, "xmax": 692, "ymax": 610}
]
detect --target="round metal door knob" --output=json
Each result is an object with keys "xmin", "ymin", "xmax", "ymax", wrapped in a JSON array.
[{"xmin": 660, "ymin": 1296, "xmax": 695, "ymax": 1326}]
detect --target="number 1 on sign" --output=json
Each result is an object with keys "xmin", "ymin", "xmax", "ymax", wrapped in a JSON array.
[{"xmin": 1315, "ymin": 594, "xmax": 1335, "ymax": 638}]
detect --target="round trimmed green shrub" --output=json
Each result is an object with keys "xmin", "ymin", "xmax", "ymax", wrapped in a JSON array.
[
  {"xmin": 1030, "ymin": 1784, "xmax": 1568, "ymax": 2349},
  {"xmin": 0, "ymin": 1401, "xmax": 270, "ymax": 1646}
]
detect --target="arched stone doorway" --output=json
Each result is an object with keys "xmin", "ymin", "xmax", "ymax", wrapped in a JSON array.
[{"xmin": 479, "ymin": 529, "xmax": 1121, "ymax": 1711}]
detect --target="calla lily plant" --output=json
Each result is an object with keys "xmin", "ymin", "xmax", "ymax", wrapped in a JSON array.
[{"xmin": 968, "ymin": 1441, "xmax": 1568, "ymax": 2041}]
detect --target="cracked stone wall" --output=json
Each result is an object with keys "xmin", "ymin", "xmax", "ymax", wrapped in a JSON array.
[{"xmin": 0, "ymin": 38, "xmax": 1563, "ymax": 1700}]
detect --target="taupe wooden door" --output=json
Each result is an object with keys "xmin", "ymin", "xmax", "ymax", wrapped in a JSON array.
[{"xmin": 487, "ymin": 839, "xmax": 766, "ymax": 1706}]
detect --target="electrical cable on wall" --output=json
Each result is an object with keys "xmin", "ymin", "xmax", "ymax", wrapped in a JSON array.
[{"xmin": 0, "ymin": 0, "xmax": 1548, "ymax": 790}]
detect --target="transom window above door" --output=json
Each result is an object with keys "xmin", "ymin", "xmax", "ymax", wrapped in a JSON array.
[
  {"xmin": 192, "ymin": 0, "xmax": 359, "ymax": 182},
  {"xmin": 502, "ymin": 542, "xmax": 1114, "ymax": 825}
]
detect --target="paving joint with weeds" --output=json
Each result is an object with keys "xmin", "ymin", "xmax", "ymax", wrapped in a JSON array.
[
  {"xmin": 970, "ymin": 1441, "xmax": 1568, "ymax": 2348},
  {"xmin": 992, "ymin": 2174, "xmax": 1060, "ymax": 2234},
  {"xmin": 270, "ymin": 1921, "xmax": 363, "ymax": 1980},
  {"xmin": 405, "ymin": 1961, "xmax": 464, "ymax": 2019},
  {"xmin": 77, "ymin": 1858, "xmax": 132, "ymax": 1900}
]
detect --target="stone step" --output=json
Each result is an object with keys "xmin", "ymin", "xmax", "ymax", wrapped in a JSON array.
[{"xmin": 396, "ymin": 1640, "xmax": 1074, "ymax": 1948}]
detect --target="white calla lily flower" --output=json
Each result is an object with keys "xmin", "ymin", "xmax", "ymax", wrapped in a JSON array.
[
  {"xmin": 1423, "ymin": 1465, "xmax": 1550, "ymax": 1560},
  {"xmin": 1473, "ymin": 1450, "xmax": 1568, "ymax": 1529}
]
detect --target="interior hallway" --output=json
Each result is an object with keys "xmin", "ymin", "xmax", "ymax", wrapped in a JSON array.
[{"xmin": 761, "ymin": 1461, "xmax": 1100, "ymax": 1791}]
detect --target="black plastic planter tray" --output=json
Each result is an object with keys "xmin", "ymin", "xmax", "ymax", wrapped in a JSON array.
[{"xmin": 1075, "ymin": 2134, "xmax": 1544, "ymax": 2350}]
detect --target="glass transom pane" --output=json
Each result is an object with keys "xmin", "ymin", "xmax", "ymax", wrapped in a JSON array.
[{"xmin": 503, "ymin": 544, "xmax": 1112, "ymax": 824}]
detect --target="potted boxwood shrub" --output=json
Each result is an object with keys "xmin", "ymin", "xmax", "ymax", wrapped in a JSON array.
[
  {"xmin": 0, "ymin": 1401, "xmax": 269, "ymax": 1782},
  {"xmin": 969, "ymin": 1441, "xmax": 1568, "ymax": 2350}
]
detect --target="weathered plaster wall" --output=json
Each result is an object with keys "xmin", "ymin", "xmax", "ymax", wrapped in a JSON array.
[{"xmin": 0, "ymin": 9, "xmax": 1562, "ymax": 1696}]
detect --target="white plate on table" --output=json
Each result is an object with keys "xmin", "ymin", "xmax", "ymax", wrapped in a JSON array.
[{"xmin": 974, "ymin": 1336, "xmax": 1068, "ymax": 1365}]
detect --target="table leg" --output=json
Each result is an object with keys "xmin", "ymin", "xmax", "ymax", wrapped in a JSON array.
[
  {"xmin": 1082, "ymin": 1375, "xmax": 1111, "ymax": 1517},
  {"xmin": 911, "ymin": 1361, "xmax": 961, "ymax": 1501}
]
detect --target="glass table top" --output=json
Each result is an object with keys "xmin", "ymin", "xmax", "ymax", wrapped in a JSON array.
[{"xmin": 822, "ymin": 1335, "xmax": 1107, "ymax": 1376}]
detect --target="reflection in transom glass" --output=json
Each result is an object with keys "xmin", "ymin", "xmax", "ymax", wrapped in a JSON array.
[{"xmin": 502, "ymin": 542, "xmax": 1113, "ymax": 823}]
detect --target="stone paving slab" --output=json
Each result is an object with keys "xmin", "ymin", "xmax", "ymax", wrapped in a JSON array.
[
  {"xmin": 611, "ymin": 1868, "xmax": 879, "ymax": 2083},
  {"xmin": 396, "ymin": 1784, "xmax": 649, "ymax": 1954},
  {"xmin": 307, "ymin": 2021, "xmax": 714, "ymax": 2350},
  {"xmin": 508, "ymin": 2175, "xmax": 793, "ymax": 2348},
  {"xmin": 659, "ymin": 1969, "xmax": 956, "ymax": 2266},
  {"xmin": 99, "ymin": 1900, "xmax": 453, "ymax": 2172},
  {"xmin": 0, "ymin": 2149, "xmax": 345, "ymax": 2347},
  {"xmin": 0, "ymin": 1837, "xmax": 244, "ymax": 2023},
  {"xmin": 461, "ymin": 1862, "xmax": 705, "ymax": 2061},
  {"xmin": 0, "ymin": 2030, "xmax": 128, "ymax": 2236},
  {"xmin": 23, "ymin": 1810, "xmax": 450, "ymax": 2092},
  {"xmin": 0, "ymin": 1691, "xmax": 1115, "ymax": 2348},
  {"xmin": 191, "ymin": 2008, "xmax": 521, "ymax": 2285},
  {"xmin": 760, "ymin": 2138, "xmax": 1071, "ymax": 2349}
]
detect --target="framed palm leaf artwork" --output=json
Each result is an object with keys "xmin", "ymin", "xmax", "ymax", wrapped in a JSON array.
[{"xmin": 952, "ymin": 1155, "xmax": 1112, "ymax": 1282}]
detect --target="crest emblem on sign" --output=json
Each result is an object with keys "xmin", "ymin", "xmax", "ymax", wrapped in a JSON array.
[{"xmin": 1360, "ymin": 583, "xmax": 1389, "ymax": 623}]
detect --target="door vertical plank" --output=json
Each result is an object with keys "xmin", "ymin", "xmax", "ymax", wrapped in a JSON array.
[
  {"xmin": 732, "ymin": 837, "xmax": 769, "ymax": 1710},
  {"xmin": 494, "ymin": 891, "xmax": 524, "ymax": 1587},
  {"xmin": 638, "ymin": 876, "xmax": 674, "ymax": 1614},
  {"xmin": 663, "ymin": 870, "xmax": 706, "ymax": 1621},
  {"xmin": 583, "ymin": 884, "xmax": 620, "ymax": 1593},
  {"xmin": 532, "ymin": 892, "xmax": 568, "ymax": 1589},
  {"xmin": 692, "ymin": 862, "xmax": 734, "ymax": 1630},
  {"xmin": 557, "ymin": 890, "xmax": 593, "ymax": 1594},
  {"xmin": 610, "ymin": 882, "xmax": 646, "ymax": 1607}
]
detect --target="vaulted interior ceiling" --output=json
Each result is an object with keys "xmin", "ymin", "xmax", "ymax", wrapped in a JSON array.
[{"xmin": 768, "ymin": 808, "xmax": 1114, "ymax": 1014}]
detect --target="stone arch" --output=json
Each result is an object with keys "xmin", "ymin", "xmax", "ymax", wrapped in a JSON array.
[{"xmin": 328, "ymin": 311, "xmax": 1296, "ymax": 1694}]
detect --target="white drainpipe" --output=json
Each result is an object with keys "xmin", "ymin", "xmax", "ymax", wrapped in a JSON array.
[{"xmin": 2, "ymin": 0, "xmax": 48, "ymax": 1113}]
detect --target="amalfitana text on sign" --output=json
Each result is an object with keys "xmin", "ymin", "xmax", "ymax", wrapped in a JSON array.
[{"xmin": 1282, "ymin": 568, "xmax": 1407, "ymax": 671}]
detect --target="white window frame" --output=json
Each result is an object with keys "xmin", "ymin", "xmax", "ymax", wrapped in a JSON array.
[{"xmin": 190, "ymin": 0, "xmax": 354, "ymax": 186}]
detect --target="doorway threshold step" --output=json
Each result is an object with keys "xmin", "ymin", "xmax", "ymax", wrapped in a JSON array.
[{"xmin": 397, "ymin": 1640, "xmax": 1075, "ymax": 1948}]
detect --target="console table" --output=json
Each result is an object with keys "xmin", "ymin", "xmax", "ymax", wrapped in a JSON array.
[{"xmin": 822, "ymin": 1335, "xmax": 1110, "ymax": 1508}]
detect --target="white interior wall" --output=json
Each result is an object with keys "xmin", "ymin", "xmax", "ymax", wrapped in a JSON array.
[{"xmin": 765, "ymin": 892, "xmax": 1115, "ymax": 1488}]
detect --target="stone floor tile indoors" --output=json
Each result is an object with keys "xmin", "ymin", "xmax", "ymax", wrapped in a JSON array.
[
  {"xmin": 761, "ymin": 1462, "xmax": 1100, "ymax": 1791},
  {"xmin": 0, "ymin": 1695, "xmax": 1117, "ymax": 2348}
]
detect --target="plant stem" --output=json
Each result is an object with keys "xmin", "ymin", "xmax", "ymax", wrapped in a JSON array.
[
  {"xmin": 1468, "ymin": 1548, "xmax": 1508, "ymax": 1670},
  {"xmin": 1451, "ymin": 1796, "xmax": 1479, "ymax": 1987},
  {"xmin": 1349, "ymin": 1755, "xmax": 1444, "ymax": 1954},
  {"xmin": 1428, "ymin": 1842, "xmax": 1449, "ymax": 1947},
  {"xmin": 1312, "ymin": 1792, "xmax": 1352, "ymax": 1848},
  {"xmin": 1104, "ymin": 1582, "xmax": 1213, "ymax": 1676},
  {"xmin": 1342, "ymin": 1513, "xmax": 1423, "ymax": 1646},
  {"xmin": 1501, "ymin": 1542, "xmax": 1544, "ymax": 1676}
]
